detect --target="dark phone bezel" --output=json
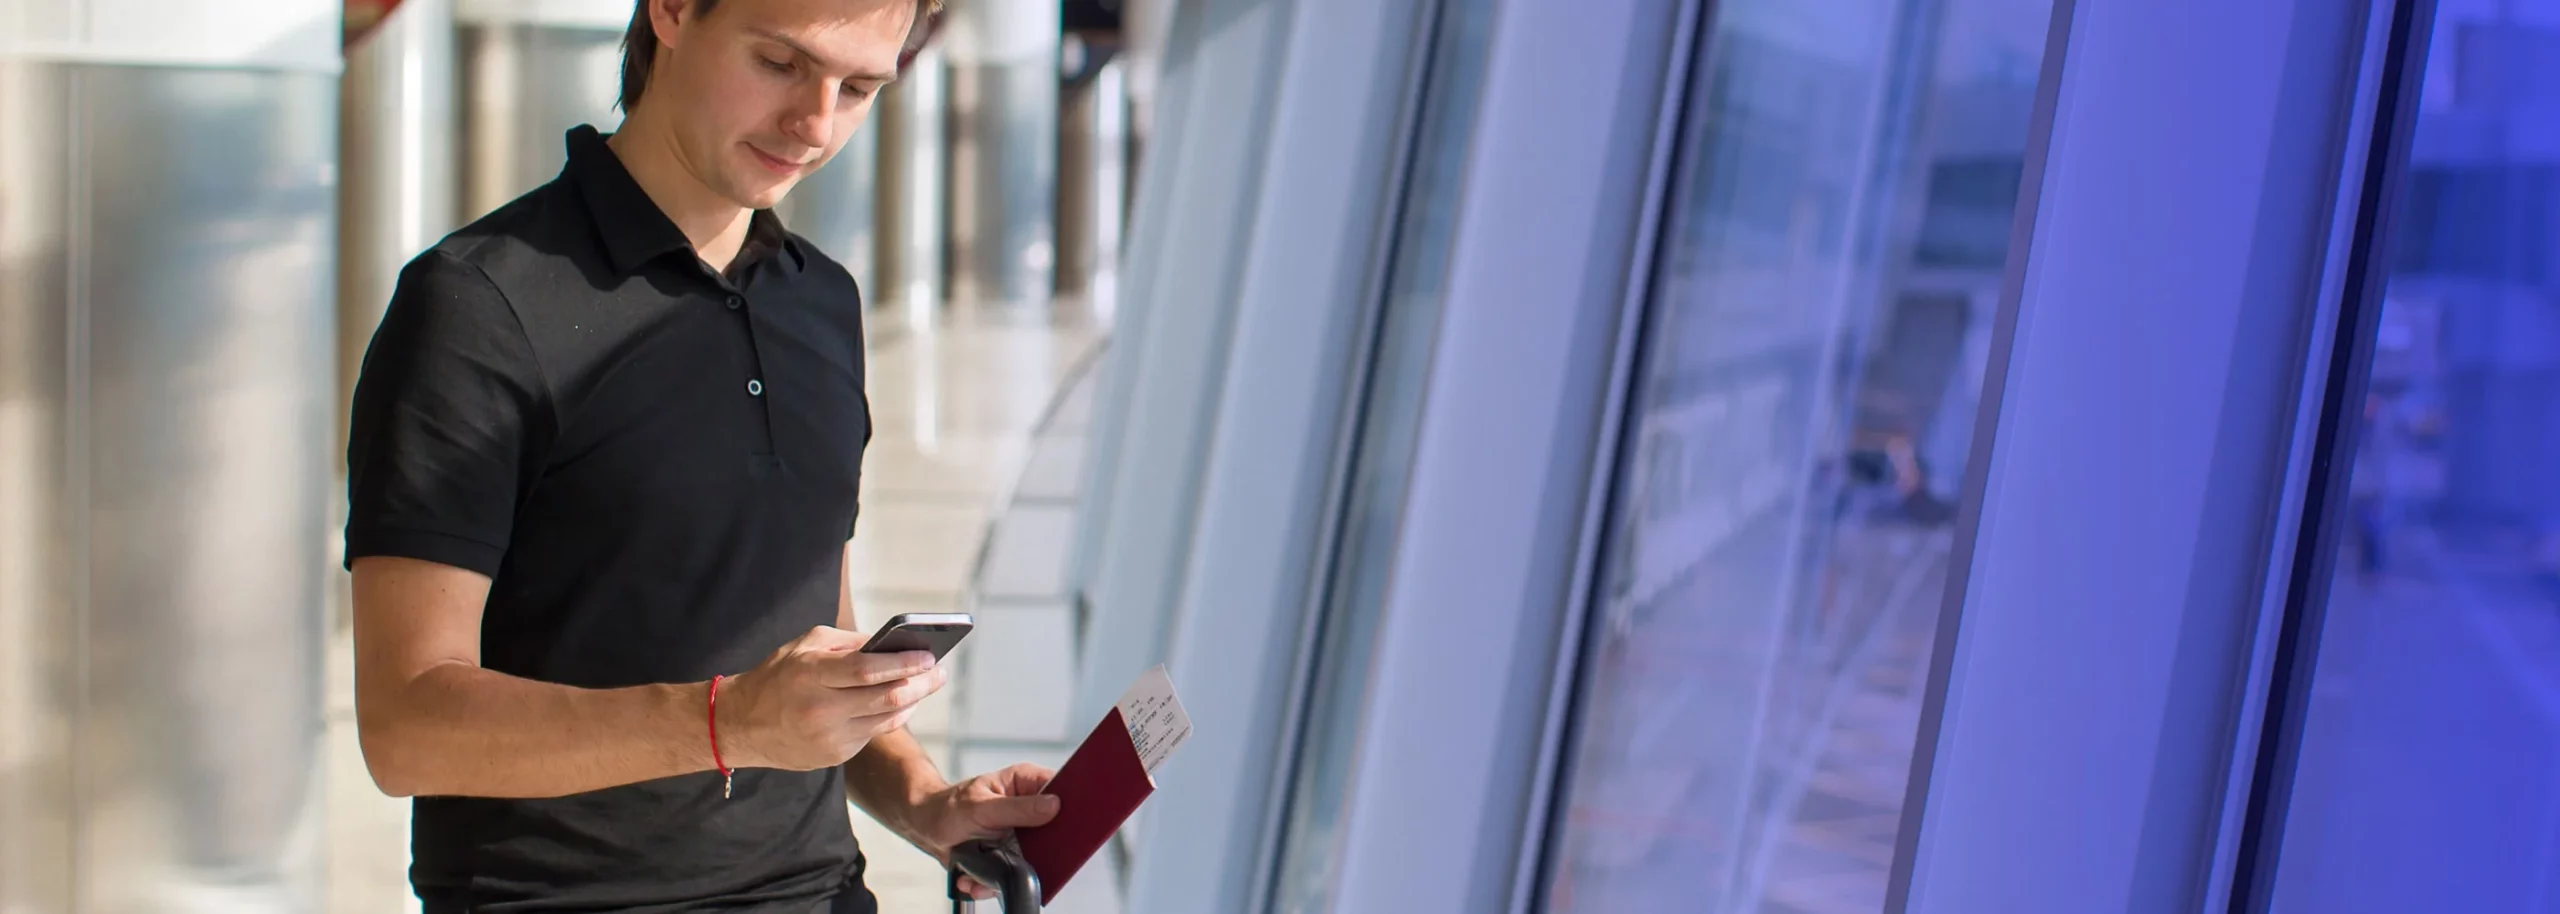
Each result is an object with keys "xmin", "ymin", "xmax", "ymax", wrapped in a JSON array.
[{"xmin": 858, "ymin": 612, "xmax": 975, "ymax": 660}]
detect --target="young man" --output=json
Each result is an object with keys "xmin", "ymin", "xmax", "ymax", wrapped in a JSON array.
[{"xmin": 343, "ymin": 0, "xmax": 1054, "ymax": 910}]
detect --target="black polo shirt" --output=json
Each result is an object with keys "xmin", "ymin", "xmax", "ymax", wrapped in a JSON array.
[{"xmin": 345, "ymin": 125, "xmax": 876, "ymax": 912}]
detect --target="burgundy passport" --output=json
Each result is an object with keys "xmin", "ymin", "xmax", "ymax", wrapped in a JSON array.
[{"xmin": 1012, "ymin": 707, "xmax": 1154, "ymax": 905}]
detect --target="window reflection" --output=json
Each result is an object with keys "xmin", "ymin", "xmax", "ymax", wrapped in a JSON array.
[
  {"xmin": 1541, "ymin": 0, "xmax": 2053, "ymax": 911},
  {"xmin": 2271, "ymin": 5, "xmax": 2560, "ymax": 912}
]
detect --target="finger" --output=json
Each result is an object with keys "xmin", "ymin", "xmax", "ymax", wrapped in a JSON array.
[
  {"xmin": 840, "ymin": 689, "xmax": 927, "ymax": 735},
  {"xmin": 956, "ymin": 876, "xmax": 993, "ymax": 900},
  {"xmin": 972, "ymin": 793, "xmax": 1063, "ymax": 829},
  {"xmin": 997, "ymin": 762, "xmax": 1055, "ymax": 795},
  {"xmin": 858, "ymin": 675, "xmax": 940, "ymax": 717},
  {"xmin": 810, "ymin": 649, "xmax": 936, "ymax": 688}
]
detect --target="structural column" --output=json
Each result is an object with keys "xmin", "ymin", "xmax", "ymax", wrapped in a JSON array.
[
  {"xmin": 0, "ymin": 2, "xmax": 341, "ymax": 910},
  {"xmin": 340, "ymin": 0, "xmax": 458, "ymax": 462},
  {"xmin": 942, "ymin": 0, "xmax": 1060, "ymax": 309},
  {"xmin": 1056, "ymin": 40, "xmax": 1128, "ymax": 307},
  {"xmin": 1119, "ymin": 0, "xmax": 1172, "ymax": 161},
  {"xmin": 454, "ymin": 0, "xmax": 627, "ymax": 220},
  {"xmin": 877, "ymin": 42, "xmax": 950, "ymax": 315}
]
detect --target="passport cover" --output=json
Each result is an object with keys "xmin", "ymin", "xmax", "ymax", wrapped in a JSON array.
[{"xmin": 1013, "ymin": 706, "xmax": 1155, "ymax": 905}]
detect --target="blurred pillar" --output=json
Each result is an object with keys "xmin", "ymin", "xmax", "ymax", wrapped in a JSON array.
[
  {"xmin": 1120, "ymin": 0, "xmax": 1173, "ymax": 164},
  {"xmin": 455, "ymin": 0, "xmax": 626, "ymax": 220},
  {"xmin": 1056, "ymin": 43, "xmax": 1128, "ymax": 307},
  {"xmin": 0, "ymin": 2, "xmax": 339, "ymax": 911},
  {"xmin": 943, "ymin": 0, "xmax": 1060, "ymax": 308},
  {"xmin": 340, "ymin": 0, "xmax": 458, "ymax": 457},
  {"xmin": 877, "ymin": 41, "xmax": 949, "ymax": 315}
]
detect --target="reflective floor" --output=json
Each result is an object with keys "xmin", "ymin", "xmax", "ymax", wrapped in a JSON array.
[
  {"xmin": 322, "ymin": 299, "xmax": 1109, "ymax": 914},
  {"xmin": 2271, "ymin": 526, "xmax": 2560, "ymax": 914}
]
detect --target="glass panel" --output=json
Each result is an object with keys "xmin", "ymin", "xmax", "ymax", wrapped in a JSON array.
[
  {"xmin": 1537, "ymin": 0, "xmax": 2055, "ymax": 911},
  {"xmin": 1262, "ymin": 2, "xmax": 1499, "ymax": 911},
  {"xmin": 2269, "ymin": 5, "xmax": 2560, "ymax": 912}
]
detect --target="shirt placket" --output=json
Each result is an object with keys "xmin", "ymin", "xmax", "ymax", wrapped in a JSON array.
[{"xmin": 709, "ymin": 261, "xmax": 781, "ymax": 463}]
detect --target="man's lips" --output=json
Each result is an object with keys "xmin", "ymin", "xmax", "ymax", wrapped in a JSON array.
[{"xmin": 747, "ymin": 145, "xmax": 809, "ymax": 176}]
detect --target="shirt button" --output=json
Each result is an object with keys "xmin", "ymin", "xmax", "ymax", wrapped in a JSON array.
[
  {"xmin": 746, "ymin": 379, "xmax": 763, "ymax": 397},
  {"xmin": 724, "ymin": 295, "xmax": 744, "ymax": 310}
]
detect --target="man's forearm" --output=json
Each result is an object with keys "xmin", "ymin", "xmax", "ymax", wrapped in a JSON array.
[
  {"xmin": 362, "ymin": 662, "xmax": 715, "ymax": 799},
  {"xmin": 844, "ymin": 727, "xmax": 949, "ymax": 845}
]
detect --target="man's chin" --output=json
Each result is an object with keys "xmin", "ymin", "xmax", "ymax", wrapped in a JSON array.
[{"xmin": 730, "ymin": 178, "xmax": 800, "ymax": 212}]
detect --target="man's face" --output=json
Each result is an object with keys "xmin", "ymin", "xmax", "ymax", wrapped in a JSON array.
[{"xmin": 648, "ymin": 0, "xmax": 912, "ymax": 210}]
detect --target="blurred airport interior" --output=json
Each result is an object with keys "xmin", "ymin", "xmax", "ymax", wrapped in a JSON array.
[{"xmin": 10, "ymin": 0, "xmax": 2560, "ymax": 912}]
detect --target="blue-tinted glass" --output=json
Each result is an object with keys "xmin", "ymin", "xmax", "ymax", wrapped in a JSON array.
[
  {"xmin": 2270, "ymin": 5, "xmax": 2560, "ymax": 912},
  {"xmin": 1538, "ymin": 0, "xmax": 2054, "ymax": 911}
]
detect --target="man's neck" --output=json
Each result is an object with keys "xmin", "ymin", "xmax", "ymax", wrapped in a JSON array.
[{"xmin": 605, "ymin": 110, "xmax": 754, "ymax": 273}]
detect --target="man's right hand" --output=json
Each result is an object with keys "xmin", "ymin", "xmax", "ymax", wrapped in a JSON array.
[{"xmin": 715, "ymin": 625, "xmax": 947, "ymax": 772}]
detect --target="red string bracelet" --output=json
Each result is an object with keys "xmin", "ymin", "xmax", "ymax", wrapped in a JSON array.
[{"xmin": 709, "ymin": 674, "xmax": 733, "ymax": 799}]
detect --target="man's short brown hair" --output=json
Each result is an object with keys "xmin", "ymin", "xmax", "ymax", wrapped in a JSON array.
[{"xmin": 617, "ymin": 0, "xmax": 944, "ymax": 112}]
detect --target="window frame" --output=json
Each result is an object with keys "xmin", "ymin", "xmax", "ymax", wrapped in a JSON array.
[
  {"xmin": 2218, "ymin": 0, "xmax": 2443, "ymax": 910},
  {"xmin": 1895, "ymin": 0, "xmax": 2412, "ymax": 909},
  {"xmin": 1274, "ymin": 0, "xmax": 1713, "ymax": 909}
]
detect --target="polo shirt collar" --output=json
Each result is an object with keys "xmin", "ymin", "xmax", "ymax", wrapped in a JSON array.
[
  {"xmin": 742, "ymin": 208, "xmax": 808, "ymax": 275},
  {"xmin": 563, "ymin": 124, "xmax": 807, "ymax": 278}
]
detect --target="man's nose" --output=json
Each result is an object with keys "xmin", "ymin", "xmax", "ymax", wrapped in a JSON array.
[{"xmin": 782, "ymin": 86, "xmax": 835, "ymax": 148}]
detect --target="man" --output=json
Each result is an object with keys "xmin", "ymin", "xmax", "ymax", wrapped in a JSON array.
[{"xmin": 343, "ymin": 0, "xmax": 1054, "ymax": 910}]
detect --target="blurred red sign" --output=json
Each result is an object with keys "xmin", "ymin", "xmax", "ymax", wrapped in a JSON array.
[{"xmin": 344, "ymin": 0, "xmax": 407, "ymax": 49}]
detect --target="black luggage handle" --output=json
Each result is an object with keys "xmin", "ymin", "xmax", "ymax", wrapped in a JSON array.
[{"xmin": 948, "ymin": 836, "xmax": 1042, "ymax": 914}]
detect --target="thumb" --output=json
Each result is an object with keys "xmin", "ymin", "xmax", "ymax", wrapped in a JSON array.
[{"xmin": 798, "ymin": 625, "xmax": 867, "ymax": 652}]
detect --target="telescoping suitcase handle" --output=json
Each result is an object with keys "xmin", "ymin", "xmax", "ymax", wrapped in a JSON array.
[{"xmin": 949, "ymin": 836, "xmax": 1043, "ymax": 914}]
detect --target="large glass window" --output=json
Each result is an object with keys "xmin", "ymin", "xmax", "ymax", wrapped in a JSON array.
[
  {"xmin": 2268, "ymin": 4, "xmax": 2560, "ymax": 911},
  {"xmin": 1537, "ymin": 0, "xmax": 2055, "ymax": 910}
]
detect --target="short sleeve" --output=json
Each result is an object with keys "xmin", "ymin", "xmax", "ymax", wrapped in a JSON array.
[{"xmin": 344, "ymin": 251, "xmax": 552, "ymax": 578}]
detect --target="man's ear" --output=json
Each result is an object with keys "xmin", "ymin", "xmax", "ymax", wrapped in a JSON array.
[{"xmin": 646, "ymin": 0, "xmax": 695, "ymax": 52}]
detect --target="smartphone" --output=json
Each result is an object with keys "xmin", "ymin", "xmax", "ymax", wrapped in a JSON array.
[{"xmin": 858, "ymin": 612, "xmax": 974, "ymax": 661}]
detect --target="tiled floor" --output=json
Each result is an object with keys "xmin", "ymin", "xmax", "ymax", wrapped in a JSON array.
[
  {"xmin": 323, "ymin": 301, "xmax": 1109, "ymax": 913},
  {"xmin": 1541, "ymin": 523, "xmax": 1950, "ymax": 913},
  {"xmin": 1756, "ymin": 528, "xmax": 1947, "ymax": 914}
]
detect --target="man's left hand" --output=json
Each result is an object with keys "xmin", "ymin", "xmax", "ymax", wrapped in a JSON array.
[{"xmin": 898, "ymin": 762, "xmax": 1060, "ymax": 899}]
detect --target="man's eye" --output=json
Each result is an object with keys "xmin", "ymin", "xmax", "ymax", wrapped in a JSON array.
[
  {"xmin": 840, "ymin": 83, "xmax": 874, "ymax": 99},
  {"xmin": 760, "ymin": 58, "xmax": 794, "ymax": 74}
]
